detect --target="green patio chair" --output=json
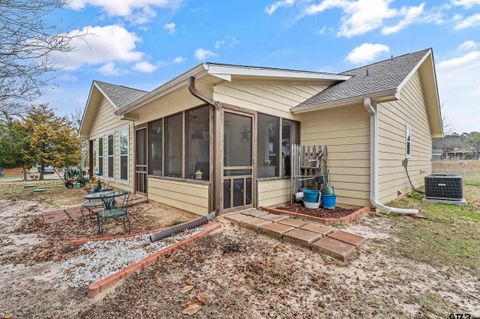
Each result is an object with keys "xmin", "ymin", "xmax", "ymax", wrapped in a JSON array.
[
  {"xmin": 97, "ymin": 191, "xmax": 131, "ymax": 235},
  {"xmin": 80, "ymin": 200, "xmax": 103, "ymax": 222}
]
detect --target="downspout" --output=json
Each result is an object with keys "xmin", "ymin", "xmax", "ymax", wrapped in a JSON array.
[
  {"xmin": 363, "ymin": 98, "xmax": 418, "ymax": 215},
  {"xmin": 188, "ymin": 77, "xmax": 221, "ymax": 217}
]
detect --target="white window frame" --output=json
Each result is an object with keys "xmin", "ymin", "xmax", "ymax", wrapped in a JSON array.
[
  {"xmin": 119, "ymin": 125, "xmax": 129, "ymax": 182},
  {"xmin": 405, "ymin": 123, "xmax": 412, "ymax": 159},
  {"xmin": 107, "ymin": 133, "xmax": 114, "ymax": 179},
  {"xmin": 98, "ymin": 137, "xmax": 104, "ymax": 176}
]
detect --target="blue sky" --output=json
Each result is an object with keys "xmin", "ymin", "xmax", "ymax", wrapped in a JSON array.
[{"xmin": 41, "ymin": 0, "xmax": 480, "ymax": 132}]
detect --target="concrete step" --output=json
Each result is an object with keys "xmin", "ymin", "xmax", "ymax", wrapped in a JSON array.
[
  {"xmin": 328, "ymin": 230, "xmax": 366, "ymax": 248},
  {"xmin": 311, "ymin": 237, "xmax": 356, "ymax": 262}
]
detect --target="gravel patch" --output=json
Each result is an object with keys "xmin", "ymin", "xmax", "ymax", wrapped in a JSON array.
[{"xmin": 61, "ymin": 228, "xmax": 203, "ymax": 288}]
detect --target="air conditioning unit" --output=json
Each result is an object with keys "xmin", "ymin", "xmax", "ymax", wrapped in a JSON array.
[{"xmin": 424, "ymin": 173, "xmax": 467, "ymax": 205}]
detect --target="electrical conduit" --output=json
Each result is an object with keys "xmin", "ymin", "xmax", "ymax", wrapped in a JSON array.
[{"xmin": 363, "ymin": 98, "xmax": 418, "ymax": 215}]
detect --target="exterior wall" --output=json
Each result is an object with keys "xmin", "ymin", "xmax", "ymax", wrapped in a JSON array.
[
  {"xmin": 257, "ymin": 179, "xmax": 290, "ymax": 207},
  {"xmin": 377, "ymin": 71, "xmax": 432, "ymax": 203},
  {"xmin": 88, "ymin": 96, "xmax": 134, "ymax": 192},
  {"xmin": 147, "ymin": 178, "xmax": 209, "ymax": 216},
  {"xmin": 213, "ymin": 79, "xmax": 330, "ymax": 120},
  {"xmin": 297, "ymin": 104, "xmax": 371, "ymax": 207}
]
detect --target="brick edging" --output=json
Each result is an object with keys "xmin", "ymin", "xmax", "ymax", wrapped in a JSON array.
[
  {"xmin": 259, "ymin": 206, "xmax": 370, "ymax": 225},
  {"xmin": 87, "ymin": 222, "xmax": 221, "ymax": 298},
  {"xmin": 69, "ymin": 218, "xmax": 202, "ymax": 247}
]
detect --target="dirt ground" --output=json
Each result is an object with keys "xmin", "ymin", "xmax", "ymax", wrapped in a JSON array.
[{"xmin": 1, "ymin": 181, "xmax": 479, "ymax": 318}]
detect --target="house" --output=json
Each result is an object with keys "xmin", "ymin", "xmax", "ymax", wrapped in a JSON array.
[{"xmin": 79, "ymin": 48, "xmax": 443, "ymax": 216}]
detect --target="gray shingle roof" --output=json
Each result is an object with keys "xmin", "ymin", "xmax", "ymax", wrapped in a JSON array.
[
  {"xmin": 293, "ymin": 48, "xmax": 431, "ymax": 112},
  {"xmin": 94, "ymin": 80, "xmax": 148, "ymax": 109}
]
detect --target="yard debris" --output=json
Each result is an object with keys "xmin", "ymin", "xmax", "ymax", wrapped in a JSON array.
[
  {"xmin": 182, "ymin": 299, "xmax": 202, "ymax": 315},
  {"xmin": 181, "ymin": 285, "xmax": 194, "ymax": 294}
]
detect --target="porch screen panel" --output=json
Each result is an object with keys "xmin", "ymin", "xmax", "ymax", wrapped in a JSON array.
[
  {"xmin": 223, "ymin": 113, "xmax": 251, "ymax": 167},
  {"xmin": 107, "ymin": 134, "xmax": 114, "ymax": 178},
  {"xmin": 120, "ymin": 127, "xmax": 128, "ymax": 181},
  {"xmin": 148, "ymin": 119, "xmax": 162, "ymax": 175},
  {"xmin": 257, "ymin": 114, "xmax": 280, "ymax": 178},
  {"xmin": 282, "ymin": 119, "xmax": 299, "ymax": 177},
  {"xmin": 164, "ymin": 113, "xmax": 183, "ymax": 177},
  {"xmin": 185, "ymin": 106, "xmax": 210, "ymax": 180}
]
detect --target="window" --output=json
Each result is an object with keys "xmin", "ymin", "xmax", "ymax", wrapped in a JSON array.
[
  {"xmin": 185, "ymin": 106, "xmax": 210, "ymax": 180},
  {"xmin": 164, "ymin": 113, "xmax": 183, "ymax": 177},
  {"xmin": 120, "ymin": 127, "xmax": 128, "ymax": 181},
  {"xmin": 98, "ymin": 137, "xmax": 103, "ymax": 175},
  {"xmin": 257, "ymin": 114, "xmax": 280, "ymax": 178},
  {"xmin": 92, "ymin": 140, "xmax": 97, "ymax": 172},
  {"xmin": 406, "ymin": 124, "xmax": 412, "ymax": 158},
  {"xmin": 148, "ymin": 119, "xmax": 163, "ymax": 176},
  {"xmin": 107, "ymin": 134, "xmax": 114, "ymax": 178},
  {"xmin": 282, "ymin": 119, "xmax": 299, "ymax": 176}
]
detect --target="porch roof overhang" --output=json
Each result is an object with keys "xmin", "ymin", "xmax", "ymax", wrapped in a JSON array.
[{"xmin": 115, "ymin": 63, "xmax": 351, "ymax": 117}]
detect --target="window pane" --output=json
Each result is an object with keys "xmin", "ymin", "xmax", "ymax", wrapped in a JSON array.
[
  {"xmin": 223, "ymin": 180, "xmax": 231, "ymax": 209},
  {"xmin": 108, "ymin": 157, "xmax": 113, "ymax": 178},
  {"xmin": 164, "ymin": 113, "xmax": 183, "ymax": 177},
  {"xmin": 98, "ymin": 138, "xmax": 103, "ymax": 157},
  {"xmin": 282, "ymin": 119, "xmax": 299, "ymax": 176},
  {"xmin": 233, "ymin": 178, "xmax": 244, "ymax": 207},
  {"xmin": 98, "ymin": 138, "xmax": 103, "ymax": 175},
  {"xmin": 185, "ymin": 106, "xmax": 210, "ymax": 180},
  {"xmin": 120, "ymin": 128, "xmax": 128, "ymax": 155},
  {"xmin": 224, "ymin": 113, "xmax": 251, "ymax": 167},
  {"xmin": 148, "ymin": 120, "xmax": 162, "ymax": 175},
  {"xmin": 108, "ymin": 135, "xmax": 113, "ymax": 156},
  {"xmin": 120, "ymin": 156, "xmax": 128, "ymax": 180},
  {"xmin": 136, "ymin": 128, "xmax": 147, "ymax": 166},
  {"xmin": 257, "ymin": 114, "xmax": 279, "ymax": 178}
]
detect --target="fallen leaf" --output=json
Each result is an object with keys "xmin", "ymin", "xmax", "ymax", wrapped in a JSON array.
[
  {"xmin": 196, "ymin": 292, "xmax": 206, "ymax": 304},
  {"xmin": 184, "ymin": 279, "xmax": 194, "ymax": 286},
  {"xmin": 181, "ymin": 285, "xmax": 194, "ymax": 293},
  {"xmin": 182, "ymin": 302, "xmax": 201, "ymax": 315}
]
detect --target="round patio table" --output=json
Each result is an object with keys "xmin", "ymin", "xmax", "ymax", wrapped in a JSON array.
[{"xmin": 83, "ymin": 190, "xmax": 114, "ymax": 201}]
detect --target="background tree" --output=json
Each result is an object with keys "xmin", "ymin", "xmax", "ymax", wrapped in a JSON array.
[
  {"xmin": 68, "ymin": 106, "xmax": 89, "ymax": 168},
  {"xmin": 0, "ymin": 0, "xmax": 79, "ymax": 113},
  {"xmin": 0, "ymin": 112, "xmax": 33, "ymax": 180},
  {"xmin": 22, "ymin": 104, "xmax": 81, "ymax": 180},
  {"xmin": 466, "ymin": 132, "xmax": 480, "ymax": 159}
]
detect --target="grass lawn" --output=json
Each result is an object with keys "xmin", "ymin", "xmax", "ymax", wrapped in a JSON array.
[{"xmin": 386, "ymin": 175, "xmax": 480, "ymax": 277}]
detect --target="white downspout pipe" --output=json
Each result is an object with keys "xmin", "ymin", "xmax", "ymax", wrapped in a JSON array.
[{"xmin": 363, "ymin": 98, "xmax": 418, "ymax": 215}]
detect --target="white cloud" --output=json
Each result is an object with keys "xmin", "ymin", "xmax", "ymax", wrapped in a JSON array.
[
  {"xmin": 58, "ymin": 74, "xmax": 78, "ymax": 81},
  {"xmin": 49, "ymin": 25, "xmax": 143, "ymax": 70},
  {"xmin": 173, "ymin": 56, "xmax": 186, "ymax": 63},
  {"xmin": 437, "ymin": 51, "xmax": 480, "ymax": 68},
  {"xmin": 455, "ymin": 13, "xmax": 480, "ymax": 29},
  {"xmin": 437, "ymin": 46, "xmax": 480, "ymax": 132},
  {"xmin": 129, "ymin": 6, "xmax": 157, "ymax": 24},
  {"xmin": 98, "ymin": 62, "xmax": 121, "ymax": 75},
  {"xmin": 265, "ymin": 0, "xmax": 295, "ymax": 15},
  {"xmin": 451, "ymin": 0, "xmax": 480, "ymax": 8},
  {"xmin": 214, "ymin": 35, "xmax": 238, "ymax": 50},
  {"xmin": 67, "ymin": 0, "xmax": 182, "ymax": 17},
  {"xmin": 163, "ymin": 22, "xmax": 176, "ymax": 35},
  {"xmin": 132, "ymin": 61, "xmax": 157, "ymax": 73},
  {"xmin": 459, "ymin": 40, "xmax": 478, "ymax": 51},
  {"xmin": 381, "ymin": 3, "xmax": 425, "ymax": 35},
  {"xmin": 346, "ymin": 43, "xmax": 390, "ymax": 64},
  {"xmin": 194, "ymin": 48, "xmax": 217, "ymax": 61}
]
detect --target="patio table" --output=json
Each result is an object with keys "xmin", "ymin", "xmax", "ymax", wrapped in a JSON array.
[{"xmin": 81, "ymin": 191, "xmax": 114, "ymax": 221}]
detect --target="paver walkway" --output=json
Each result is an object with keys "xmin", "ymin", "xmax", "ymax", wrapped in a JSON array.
[
  {"xmin": 225, "ymin": 208, "xmax": 365, "ymax": 261},
  {"xmin": 42, "ymin": 196, "xmax": 148, "ymax": 224}
]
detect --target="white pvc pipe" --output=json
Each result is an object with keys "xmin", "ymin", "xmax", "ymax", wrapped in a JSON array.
[{"xmin": 363, "ymin": 98, "xmax": 418, "ymax": 215}]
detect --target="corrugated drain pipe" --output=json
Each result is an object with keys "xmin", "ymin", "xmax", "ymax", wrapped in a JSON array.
[
  {"xmin": 363, "ymin": 98, "xmax": 418, "ymax": 215},
  {"xmin": 150, "ymin": 212, "xmax": 215, "ymax": 242}
]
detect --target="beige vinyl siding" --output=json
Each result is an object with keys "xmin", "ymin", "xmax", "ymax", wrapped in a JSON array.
[
  {"xmin": 213, "ymin": 80, "xmax": 330, "ymax": 120},
  {"xmin": 377, "ymin": 70, "xmax": 432, "ymax": 203},
  {"xmin": 297, "ymin": 104, "xmax": 371, "ymax": 207},
  {"xmin": 88, "ymin": 96, "xmax": 134, "ymax": 192},
  {"xmin": 257, "ymin": 179, "xmax": 290, "ymax": 207},
  {"xmin": 148, "ymin": 178, "xmax": 209, "ymax": 216}
]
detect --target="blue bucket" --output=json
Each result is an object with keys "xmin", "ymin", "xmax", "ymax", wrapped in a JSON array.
[
  {"xmin": 322, "ymin": 194, "xmax": 336, "ymax": 209},
  {"xmin": 303, "ymin": 189, "xmax": 319, "ymax": 203}
]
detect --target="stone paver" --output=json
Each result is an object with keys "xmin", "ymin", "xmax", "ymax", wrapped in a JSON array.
[
  {"xmin": 224, "ymin": 213, "xmax": 254, "ymax": 222},
  {"xmin": 311, "ymin": 237, "xmax": 356, "ymax": 261},
  {"xmin": 283, "ymin": 228, "xmax": 323, "ymax": 247},
  {"xmin": 300, "ymin": 223, "xmax": 334, "ymax": 236},
  {"xmin": 258, "ymin": 214, "xmax": 290, "ymax": 222},
  {"xmin": 278, "ymin": 218, "xmax": 309, "ymax": 228},
  {"xmin": 238, "ymin": 217, "xmax": 272, "ymax": 231},
  {"xmin": 328, "ymin": 230, "xmax": 366, "ymax": 247},
  {"xmin": 240, "ymin": 209, "xmax": 269, "ymax": 218},
  {"xmin": 258, "ymin": 223, "xmax": 295, "ymax": 239}
]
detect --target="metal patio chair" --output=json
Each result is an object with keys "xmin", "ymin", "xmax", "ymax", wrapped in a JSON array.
[{"xmin": 97, "ymin": 190, "xmax": 131, "ymax": 235}]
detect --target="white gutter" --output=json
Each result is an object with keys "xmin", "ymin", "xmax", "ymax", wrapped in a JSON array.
[{"xmin": 363, "ymin": 97, "xmax": 418, "ymax": 215}]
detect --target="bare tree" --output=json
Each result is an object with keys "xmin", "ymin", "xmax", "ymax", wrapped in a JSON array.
[
  {"xmin": 0, "ymin": 0, "xmax": 78, "ymax": 114},
  {"xmin": 442, "ymin": 113, "xmax": 457, "ymax": 136}
]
